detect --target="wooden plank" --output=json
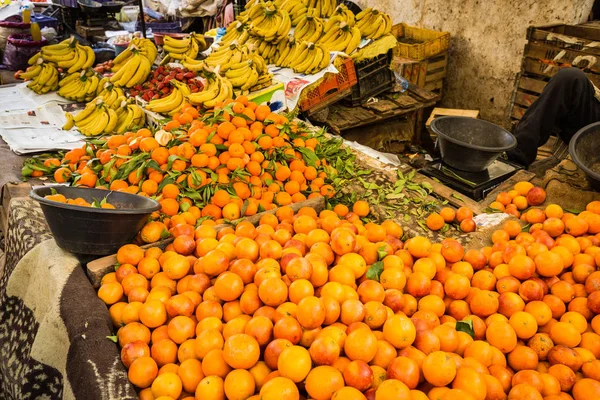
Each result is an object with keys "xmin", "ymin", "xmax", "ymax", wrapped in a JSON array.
[
  {"xmin": 425, "ymin": 70, "xmax": 446, "ymax": 83},
  {"xmin": 524, "ymin": 42, "xmax": 600, "ymax": 73},
  {"xmin": 514, "ymin": 91, "xmax": 539, "ymax": 108},
  {"xmin": 518, "ymin": 76, "xmax": 547, "ymax": 94},
  {"xmin": 387, "ymin": 93, "xmax": 419, "ymax": 108},
  {"xmin": 511, "ymin": 105, "xmax": 528, "ymax": 120},
  {"xmin": 423, "ymin": 79, "xmax": 443, "ymax": 91},
  {"xmin": 527, "ymin": 27, "xmax": 600, "ymax": 54},
  {"xmin": 426, "ymin": 54, "xmax": 448, "ymax": 72},
  {"xmin": 522, "ymin": 59, "xmax": 600, "ymax": 88},
  {"xmin": 426, "ymin": 108, "xmax": 479, "ymax": 127},
  {"xmin": 87, "ymin": 197, "xmax": 327, "ymax": 288},
  {"xmin": 363, "ymin": 100, "xmax": 401, "ymax": 114},
  {"xmin": 481, "ymin": 170, "xmax": 536, "ymax": 207}
]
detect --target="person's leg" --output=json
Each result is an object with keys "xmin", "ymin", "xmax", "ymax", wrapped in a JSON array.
[{"xmin": 507, "ymin": 68, "xmax": 600, "ymax": 167}]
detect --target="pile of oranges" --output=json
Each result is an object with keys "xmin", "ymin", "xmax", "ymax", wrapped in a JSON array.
[
  {"xmin": 426, "ymin": 206, "xmax": 476, "ymax": 233},
  {"xmin": 44, "ymin": 193, "xmax": 115, "ymax": 209},
  {"xmin": 32, "ymin": 97, "xmax": 343, "ymax": 243},
  {"xmin": 97, "ymin": 197, "xmax": 600, "ymax": 400},
  {"xmin": 489, "ymin": 181, "xmax": 548, "ymax": 218}
]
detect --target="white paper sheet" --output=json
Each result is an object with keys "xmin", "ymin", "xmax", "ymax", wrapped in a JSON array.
[
  {"xmin": 0, "ymin": 127, "xmax": 85, "ymax": 155},
  {"xmin": 0, "ymin": 103, "xmax": 67, "ymax": 129}
]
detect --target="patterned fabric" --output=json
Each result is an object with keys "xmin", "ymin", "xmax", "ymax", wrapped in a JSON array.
[{"xmin": 0, "ymin": 198, "xmax": 137, "ymax": 400}]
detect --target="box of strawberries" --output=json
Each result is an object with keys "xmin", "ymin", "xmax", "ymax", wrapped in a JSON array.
[{"xmin": 127, "ymin": 65, "xmax": 204, "ymax": 102}]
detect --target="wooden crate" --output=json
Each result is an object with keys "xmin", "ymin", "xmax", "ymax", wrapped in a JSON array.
[
  {"xmin": 527, "ymin": 24, "xmax": 600, "ymax": 53},
  {"xmin": 391, "ymin": 52, "xmax": 448, "ymax": 99},
  {"xmin": 510, "ymin": 74, "xmax": 547, "ymax": 122}
]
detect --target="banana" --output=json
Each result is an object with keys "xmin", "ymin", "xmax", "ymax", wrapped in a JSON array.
[
  {"xmin": 164, "ymin": 35, "xmax": 191, "ymax": 49},
  {"xmin": 80, "ymin": 107, "xmax": 110, "ymax": 136},
  {"xmin": 104, "ymin": 108, "xmax": 119, "ymax": 133},
  {"xmin": 146, "ymin": 87, "xmax": 184, "ymax": 113},
  {"xmin": 113, "ymin": 48, "xmax": 133, "ymax": 65},
  {"xmin": 126, "ymin": 56, "xmax": 150, "ymax": 88},
  {"xmin": 28, "ymin": 52, "xmax": 42, "ymax": 65},
  {"xmin": 18, "ymin": 64, "xmax": 42, "ymax": 80},
  {"xmin": 72, "ymin": 103, "xmax": 97, "ymax": 122},
  {"xmin": 87, "ymin": 75, "xmax": 100, "ymax": 96},
  {"xmin": 241, "ymin": 68, "xmax": 259, "ymax": 90},
  {"xmin": 62, "ymin": 112, "xmax": 75, "ymax": 130},
  {"xmin": 188, "ymin": 78, "xmax": 219, "ymax": 105},
  {"xmin": 204, "ymin": 78, "xmax": 231, "ymax": 108},
  {"xmin": 81, "ymin": 45, "xmax": 96, "ymax": 70},
  {"xmin": 346, "ymin": 26, "xmax": 361, "ymax": 54},
  {"xmin": 68, "ymin": 46, "xmax": 87, "ymax": 74},
  {"xmin": 56, "ymin": 48, "xmax": 79, "ymax": 69}
]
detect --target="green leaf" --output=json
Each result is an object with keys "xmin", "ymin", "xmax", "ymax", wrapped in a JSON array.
[
  {"xmin": 106, "ymin": 335, "xmax": 118, "ymax": 343},
  {"xmin": 564, "ymin": 208, "xmax": 582, "ymax": 215},
  {"xmin": 50, "ymin": 187, "xmax": 58, "ymax": 195},
  {"xmin": 521, "ymin": 223, "xmax": 531, "ymax": 232},
  {"xmin": 456, "ymin": 319, "xmax": 475, "ymax": 339},
  {"xmin": 160, "ymin": 229, "xmax": 170, "ymax": 240},
  {"xmin": 451, "ymin": 193, "xmax": 464, "ymax": 202},
  {"xmin": 241, "ymin": 200, "xmax": 249, "ymax": 216},
  {"xmin": 366, "ymin": 261, "xmax": 384, "ymax": 281},
  {"xmin": 377, "ymin": 246, "xmax": 388, "ymax": 261},
  {"xmin": 180, "ymin": 202, "xmax": 191, "ymax": 212},
  {"xmin": 441, "ymin": 223, "xmax": 450, "ymax": 233},
  {"xmin": 421, "ymin": 182, "xmax": 433, "ymax": 192}
]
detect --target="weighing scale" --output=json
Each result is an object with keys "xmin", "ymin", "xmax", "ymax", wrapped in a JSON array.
[{"xmin": 421, "ymin": 159, "xmax": 523, "ymax": 201}]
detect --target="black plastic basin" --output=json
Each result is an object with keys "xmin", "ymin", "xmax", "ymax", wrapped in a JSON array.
[
  {"xmin": 569, "ymin": 121, "xmax": 600, "ymax": 191},
  {"xmin": 431, "ymin": 116, "xmax": 517, "ymax": 172},
  {"xmin": 30, "ymin": 186, "xmax": 160, "ymax": 256}
]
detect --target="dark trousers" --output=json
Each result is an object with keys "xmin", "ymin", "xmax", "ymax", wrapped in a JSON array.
[{"xmin": 507, "ymin": 68, "xmax": 600, "ymax": 167}]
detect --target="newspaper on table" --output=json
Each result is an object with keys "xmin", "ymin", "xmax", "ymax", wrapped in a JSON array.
[{"xmin": 0, "ymin": 84, "xmax": 85, "ymax": 155}]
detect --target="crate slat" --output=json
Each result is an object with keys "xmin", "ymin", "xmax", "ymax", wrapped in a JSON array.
[
  {"xmin": 511, "ymin": 104, "xmax": 528, "ymax": 120},
  {"xmin": 518, "ymin": 75, "xmax": 548, "ymax": 94},
  {"xmin": 524, "ymin": 42, "xmax": 600, "ymax": 74},
  {"xmin": 514, "ymin": 91, "xmax": 539, "ymax": 108}
]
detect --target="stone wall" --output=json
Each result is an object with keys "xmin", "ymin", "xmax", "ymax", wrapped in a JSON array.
[{"xmin": 355, "ymin": 0, "xmax": 594, "ymax": 127}]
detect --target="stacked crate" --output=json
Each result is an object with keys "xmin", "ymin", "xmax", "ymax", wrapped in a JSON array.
[
  {"xmin": 510, "ymin": 23, "xmax": 600, "ymax": 125},
  {"xmin": 390, "ymin": 23, "xmax": 450, "ymax": 100}
]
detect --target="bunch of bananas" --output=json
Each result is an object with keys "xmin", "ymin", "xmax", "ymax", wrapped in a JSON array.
[
  {"xmin": 219, "ymin": 21, "xmax": 251, "ymax": 46},
  {"xmin": 248, "ymin": 72, "xmax": 274, "ymax": 93},
  {"xmin": 114, "ymin": 103, "xmax": 145, "ymax": 134},
  {"xmin": 112, "ymin": 38, "xmax": 158, "ymax": 72},
  {"xmin": 146, "ymin": 80, "xmax": 191, "ymax": 116},
  {"xmin": 303, "ymin": 0, "xmax": 336, "ymax": 18},
  {"xmin": 356, "ymin": 8, "xmax": 392, "ymax": 40},
  {"xmin": 277, "ymin": 0, "xmax": 307, "ymax": 26},
  {"xmin": 57, "ymin": 69, "xmax": 99, "ymax": 101},
  {"xmin": 28, "ymin": 38, "xmax": 96, "ymax": 74},
  {"xmin": 275, "ymin": 36, "xmax": 298, "ymax": 67},
  {"xmin": 19, "ymin": 62, "xmax": 59, "ymax": 94},
  {"xmin": 109, "ymin": 53, "xmax": 151, "ymax": 88},
  {"xmin": 293, "ymin": 8, "xmax": 324, "ymax": 43},
  {"xmin": 325, "ymin": 4, "xmax": 356, "ymax": 29},
  {"xmin": 95, "ymin": 77, "xmax": 127, "ymax": 108},
  {"xmin": 225, "ymin": 60, "xmax": 260, "ymax": 90},
  {"xmin": 247, "ymin": 37, "xmax": 279, "ymax": 64},
  {"xmin": 201, "ymin": 43, "xmax": 255, "ymax": 73},
  {"xmin": 247, "ymin": 1, "xmax": 291, "ymax": 43},
  {"xmin": 162, "ymin": 33, "xmax": 208, "ymax": 62},
  {"xmin": 289, "ymin": 42, "xmax": 330, "ymax": 74},
  {"xmin": 188, "ymin": 74, "xmax": 233, "ymax": 108},
  {"xmin": 318, "ymin": 20, "xmax": 361, "ymax": 54},
  {"xmin": 62, "ymin": 100, "xmax": 119, "ymax": 136}
]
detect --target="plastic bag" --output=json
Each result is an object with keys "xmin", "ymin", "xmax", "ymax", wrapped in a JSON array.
[
  {"xmin": 1, "ymin": 33, "xmax": 47, "ymax": 70},
  {"xmin": 0, "ymin": 15, "xmax": 30, "ymax": 50}
]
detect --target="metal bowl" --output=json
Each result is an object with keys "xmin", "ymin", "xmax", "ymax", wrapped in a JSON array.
[
  {"xmin": 30, "ymin": 186, "xmax": 160, "ymax": 255},
  {"xmin": 569, "ymin": 121, "xmax": 600, "ymax": 191}
]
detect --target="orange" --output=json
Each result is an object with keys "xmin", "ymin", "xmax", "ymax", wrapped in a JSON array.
[
  {"xmin": 150, "ymin": 372, "xmax": 182, "ymax": 399},
  {"xmin": 278, "ymin": 345, "xmax": 312, "ymax": 382},
  {"xmin": 128, "ymin": 356, "xmax": 158, "ymax": 388},
  {"xmin": 259, "ymin": 377, "xmax": 299, "ymax": 400},
  {"xmin": 383, "ymin": 314, "xmax": 416, "ymax": 349},
  {"xmin": 222, "ymin": 333, "xmax": 260, "ymax": 369},
  {"xmin": 224, "ymin": 369, "xmax": 255, "ymax": 400},
  {"xmin": 195, "ymin": 376, "xmax": 225, "ymax": 399},
  {"xmin": 422, "ymin": 351, "xmax": 457, "ymax": 386},
  {"xmin": 305, "ymin": 366, "xmax": 344, "ymax": 400}
]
